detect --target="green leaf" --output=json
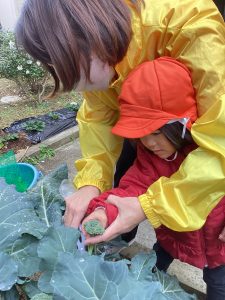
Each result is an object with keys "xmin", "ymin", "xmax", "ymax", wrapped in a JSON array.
[
  {"xmin": 152, "ymin": 269, "xmax": 197, "ymax": 299},
  {"xmin": 0, "ymin": 286, "xmax": 20, "ymax": 300},
  {"xmin": 9, "ymin": 235, "xmax": 41, "ymax": 277},
  {"xmin": 0, "ymin": 253, "xmax": 18, "ymax": 291},
  {"xmin": 23, "ymin": 281, "xmax": 42, "ymax": 299},
  {"xmin": 0, "ymin": 31, "xmax": 46, "ymax": 97},
  {"xmin": 51, "ymin": 252, "xmax": 196, "ymax": 300},
  {"xmin": 31, "ymin": 293, "xmax": 53, "ymax": 300},
  {"xmin": 24, "ymin": 120, "xmax": 45, "ymax": 132},
  {"xmin": 130, "ymin": 252, "xmax": 156, "ymax": 281},
  {"xmin": 30, "ymin": 164, "xmax": 67, "ymax": 227},
  {"xmin": 51, "ymin": 252, "xmax": 131, "ymax": 299},
  {"xmin": 38, "ymin": 226, "xmax": 80, "ymax": 268},
  {"xmin": 38, "ymin": 226, "xmax": 80, "ymax": 293},
  {"xmin": 0, "ymin": 179, "xmax": 47, "ymax": 252}
]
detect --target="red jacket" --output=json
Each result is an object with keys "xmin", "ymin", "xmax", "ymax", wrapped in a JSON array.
[{"xmin": 87, "ymin": 142, "xmax": 225, "ymax": 269}]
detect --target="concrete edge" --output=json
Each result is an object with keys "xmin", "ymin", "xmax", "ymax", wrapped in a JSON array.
[
  {"xmin": 16, "ymin": 125, "xmax": 79, "ymax": 161},
  {"xmin": 120, "ymin": 241, "xmax": 206, "ymax": 299}
]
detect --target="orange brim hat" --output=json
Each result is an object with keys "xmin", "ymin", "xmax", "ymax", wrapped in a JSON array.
[{"xmin": 112, "ymin": 57, "xmax": 198, "ymax": 138}]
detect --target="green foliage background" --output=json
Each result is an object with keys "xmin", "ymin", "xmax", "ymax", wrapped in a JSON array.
[{"xmin": 0, "ymin": 31, "xmax": 47, "ymax": 97}]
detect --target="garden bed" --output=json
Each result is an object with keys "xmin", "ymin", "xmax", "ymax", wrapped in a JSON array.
[
  {"xmin": 0, "ymin": 78, "xmax": 81, "ymax": 155},
  {"xmin": 0, "ymin": 78, "xmax": 82, "ymax": 129},
  {"xmin": 0, "ymin": 130, "xmax": 32, "ymax": 155}
]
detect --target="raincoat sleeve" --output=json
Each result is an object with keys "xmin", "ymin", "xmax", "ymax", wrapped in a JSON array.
[
  {"xmin": 139, "ymin": 10, "xmax": 225, "ymax": 231},
  {"xmin": 86, "ymin": 144, "xmax": 166, "ymax": 226},
  {"xmin": 74, "ymin": 89, "xmax": 123, "ymax": 192}
]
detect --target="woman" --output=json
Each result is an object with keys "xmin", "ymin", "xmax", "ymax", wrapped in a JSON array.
[
  {"xmin": 81, "ymin": 57, "xmax": 225, "ymax": 299},
  {"xmin": 16, "ymin": 0, "xmax": 225, "ymax": 245}
]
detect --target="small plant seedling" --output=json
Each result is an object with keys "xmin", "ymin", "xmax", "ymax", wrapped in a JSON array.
[
  {"xmin": 0, "ymin": 133, "xmax": 19, "ymax": 149},
  {"xmin": 24, "ymin": 120, "xmax": 45, "ymax": 132},
  {"xmin": 84, "ymin": 220, "xmax": 105, "ymax": 236},
  {"xmin": 66, "ymin": 102, "xmax": 80, "ymax": 111},
  {"xmin": 39, "ymin": 145, "xmax": 55, "ymax": 160},
  {"xmin": 0, "ymin": 139, "xmax": 4, "ymax": 149},
  {"xmin": 4, "ymin": 133, "xmax": 19, "ymax": 141},
  {"xmin": 48, "ymin": 112, "xmax": 60, "ymax": 120},
  {"xmin": 23, "ymin": 145, "xmax": 55, "ymax": 165}
]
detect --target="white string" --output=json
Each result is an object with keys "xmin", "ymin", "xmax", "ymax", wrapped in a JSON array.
[
  {"xmin": 164, "ymin": 151, "xmax": 178, "ymax": 162},
  {"xmin": 167, "ymin": 117, "xmax": 190, "ymax": 139}
]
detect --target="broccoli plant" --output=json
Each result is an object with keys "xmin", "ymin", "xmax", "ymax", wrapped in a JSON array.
[
  {"xmin": 0, "ymin": 164, "xmax": 197, "ymax": 300},
  {"xmin": 84, "ymin": 220, "xmax": 105, "ymax": 236},
  {"xmin": 83, "ymin": 220, "xmax": 105, "ymax": 255}
]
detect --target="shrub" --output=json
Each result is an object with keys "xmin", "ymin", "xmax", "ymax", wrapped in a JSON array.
[
  {"xmin": 65, "ymin": 101, "xmax": 80, "ymax": 111},
  {"xmin": 0, "ymin": 31, "xmax": 48, "ymax": 102}
]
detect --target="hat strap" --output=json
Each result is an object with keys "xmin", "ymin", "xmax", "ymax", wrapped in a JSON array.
[
  {"xmin": 164, "ymin": 151, "xmax": 178, "ymax": 162},
  {"xmin": 167, "ymin": 117, "xmax": 190, "ymax": 139}
]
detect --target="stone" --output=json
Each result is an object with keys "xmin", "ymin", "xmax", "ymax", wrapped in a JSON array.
[{"xmin": 0, "ymin": 95, "xmax": 22, "ymax": 104}]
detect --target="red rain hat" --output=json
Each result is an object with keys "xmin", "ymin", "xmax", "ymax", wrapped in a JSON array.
[{"xmin": 112, "ymin": 57, "xmax": 197, "ymax": 138}]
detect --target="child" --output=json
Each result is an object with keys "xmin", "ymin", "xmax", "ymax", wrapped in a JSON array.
[
  {"xmin": 82, "ymin": 57, "xmax": 225, "ymax": 299},
  {"xmin": 16, "ymin": 1, "xmax": 225, "ymax": 241}
]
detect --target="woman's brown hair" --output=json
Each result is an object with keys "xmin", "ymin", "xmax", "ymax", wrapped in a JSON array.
[{"xmin": 16, "ymin": 0, "xmax": 142, "ymax": 96}]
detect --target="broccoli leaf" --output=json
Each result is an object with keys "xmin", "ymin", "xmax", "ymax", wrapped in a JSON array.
[
  {"xmin": 38, "ymin": 226, "xmax": 80, "ymax": 293},
  {"xmin": 51, "ymin": 252, "xmax": 196, "ymax": 300},
  {"xmin": 0, "ymin": 178, "xmax": 47, "ymax": 252},
  {"xmin": 29, "ymin": 164, "xmax": 67, "ymax": 227},
  {"xmin": 9, "ymin": 235, "xmax": 40, "ymax": 277},
  {"xmin": 153, "ymin": 269, "xmax": 197, "ymax": 299},
  {"xmin": 31, "ymin": 293, "xmax": 53, "ymax": 300},
  {"xmin": 0, "ymin": 286, "xmax": 20, "ymax": 300},
  {"xmin": 0, "ymin": 253, "xmax": 18, "ymax": 292},
  {"xmin": 23, "ymin": 281, "xmax": 42, "ymax": 299},
  {"xmin": 130, "ymin": 252, "xmax": 156, "ymax": 281}
]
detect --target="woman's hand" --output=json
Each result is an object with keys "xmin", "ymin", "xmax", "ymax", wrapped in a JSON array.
[
  {"xmin": 63, "ymin": 185, "xmax": 100, "ymax": 228},
  {"xmin": 84, "ymin": 195, "xmax": 146, "ymax": 245}
]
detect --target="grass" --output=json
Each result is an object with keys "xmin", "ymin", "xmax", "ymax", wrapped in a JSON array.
[
  {"xmin": 0, "ymin": 88, "xmax": 83, "ymax": 128},
  {"xmin": 22, "ymin": 145, "xmax": 56, "ymax": 165}
]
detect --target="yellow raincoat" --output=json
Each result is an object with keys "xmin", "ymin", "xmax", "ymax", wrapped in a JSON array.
[{"xmin": 74, "ymin": 0, "xmax": 225, "ymax": 232}]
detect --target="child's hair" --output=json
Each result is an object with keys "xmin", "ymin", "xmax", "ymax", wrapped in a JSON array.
[
  {"xmin": 16, "ymin": 0, "xmax": 143, "ymax": 96},
  {"xmin": 160, "ymin": 122, "xmax": 194, "ymax": 150}
]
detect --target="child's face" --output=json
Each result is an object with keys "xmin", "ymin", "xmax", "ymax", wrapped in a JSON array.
[
  {"xmin": 75, "ymin": 56, "xmax": 115, "ymax": 92},
  {"xmin": 140, "ymin": 130, "xmax": 176, "ymax": 159}
]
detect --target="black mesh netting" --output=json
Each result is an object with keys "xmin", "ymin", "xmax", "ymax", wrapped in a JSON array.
[{"xmin": 3, "ymin": 107, "xmax": 78, "ymax": 144}]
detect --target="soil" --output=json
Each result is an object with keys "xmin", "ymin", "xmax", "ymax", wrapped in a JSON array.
[
  {"xmin": 0, "ymin": 130, "xmax": 32, "ymax": 155},
  {"xmin": 0, "ymin": 78, "xmax": 21, "ymax": 99}
]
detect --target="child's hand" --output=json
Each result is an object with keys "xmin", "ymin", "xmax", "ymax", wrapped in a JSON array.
[{"xmin": 82, "ymin": 208, "xmax": 107, "ymax": 238}]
